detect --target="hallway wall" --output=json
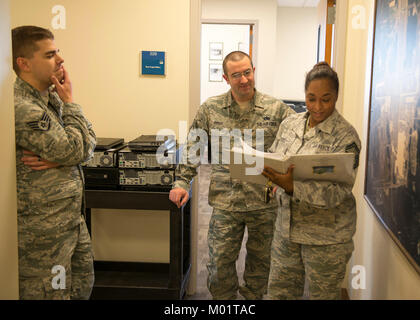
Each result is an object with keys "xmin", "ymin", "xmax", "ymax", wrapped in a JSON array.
[
  {"xmin": 0, "ymin": 0, "xmax": 18, "ymax": 299},
  {"xmin": 339, "ymin": 0, "xmax": 420, "ymax": 299}
]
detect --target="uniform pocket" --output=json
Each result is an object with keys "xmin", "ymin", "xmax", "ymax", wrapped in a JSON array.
[
  {"xmin": 18, "ymin": 181, "xmax": 82, "ymax": 233},
  {"xmin": 292, "ymin": 200, "xmax": 335, "ymax": 229},
  {"xmin": 19, "ymin": 276, "xmax": 70, "ymax": 300},
  {"xmin": 19, "ymin": 181, "xmax": 81, "ymax": 211}
]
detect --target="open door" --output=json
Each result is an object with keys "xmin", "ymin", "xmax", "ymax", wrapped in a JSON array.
[{"xmin": 325, "ymin": 0, "xmax": 336, "ymax": 65}]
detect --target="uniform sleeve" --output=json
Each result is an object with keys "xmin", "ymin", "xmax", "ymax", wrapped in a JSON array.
[
  {"xmin": 15, "ymin": 101, "xmax": 96, "ymax": 166},
  {"xmin": 173, "ymin": 104, "xmax": 209, "ymax": 191},
  {"xmin": 281, "ymin": 101, "xmax": 296, "ymax": 121},
  {"xmin": 292, "ymin": 132, "xmax": 361, "ymax": 209},
  {"xmin": 268, "ymin": 115, "xmax": 293, "ymax": 153}
]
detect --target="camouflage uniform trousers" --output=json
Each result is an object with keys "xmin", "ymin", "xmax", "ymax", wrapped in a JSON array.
[
  {"xmin": 19, "ymin": 212, "xmax": 94, "ymax": 299},
  {"xmin": 267, "ymin": 233, "xmax": 354, "ymax": 300},
  {"xmin": 207, "ymin": 208, "xmax": 277, "ymax": 300}
]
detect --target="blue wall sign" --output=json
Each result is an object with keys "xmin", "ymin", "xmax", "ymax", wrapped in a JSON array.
[{"xmin": 141, "ymin": 51, "xmax": 165, "ymax": 76}]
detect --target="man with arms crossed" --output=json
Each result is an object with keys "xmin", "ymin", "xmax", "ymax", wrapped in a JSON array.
[{"xmin": 12, "ymin": 25, "xmax": 96, "ymax": 299}]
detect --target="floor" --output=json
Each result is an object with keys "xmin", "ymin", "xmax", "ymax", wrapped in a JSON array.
[
  {"xmin": 185, "ymin": 164, "xmax": 247, "ymax": 300},
  {"xmin": 184, "ymin": 164, "xmax": 346, "ymax": 300}
]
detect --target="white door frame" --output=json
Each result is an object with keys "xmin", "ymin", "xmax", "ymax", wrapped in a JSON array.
[
  {"xmin": 190, "ymin": 19, "xmax": 259, "ymax": 296},
  {"xmin": 332, "ymin": 0, "xmax": 349, "ymax": 114}
]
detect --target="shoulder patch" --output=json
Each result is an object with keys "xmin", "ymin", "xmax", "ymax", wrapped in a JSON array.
[
  {"xmin": 345, "ymin": 142, "xmax": 360, "ymax": 169},
  {"xmin": 26, "ymin": 112, "xmax": 51, "ymax": 131}
]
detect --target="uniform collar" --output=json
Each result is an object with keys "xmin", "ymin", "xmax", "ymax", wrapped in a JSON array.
[
  {"xmin": 295, "ymin": 109, "xmax": 340, "ymax": 135},
  {"xmin": 312, "ymin": 109, "xmax": 340, "ymax": 134},
  {"xmin": 15, "ymin": 76, "xmax": 63, "ymax": 110},
  {"xmin": 224, "ymin": 88, "xmax": 264, "ymax": 110},
  {"xmin": 290, "ymin": 109, "xmax": 340, "ymax": 137},
  {"xmin": 15, "ymin": 76, "xmax": 42, "ymax": 100}
]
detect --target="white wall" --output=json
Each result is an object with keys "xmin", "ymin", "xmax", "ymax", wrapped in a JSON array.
[
  {"xmin": 202, "ymin": 0, "xmax": 320, "ymax": 101},
  {"xmin": 339, "ymin": 0, "xmax": 420, "ymax": 299},
  {"xmin": 200, "ymin": 23, "xmax": 250, "ymax": 103},
  {"xmin": 0, "ymin": 0, "xmax": 18, "ymax": 300},
  {"xmin": 274, "ymin": 7, "xmax": 318, "ymax": 101},
  {"xmin": 202, "ymin": 0, "xmax": 278, "ymax": 95},
  {"xmin": 332, "ymin": 0, "xmax": 349, "ymax": 114},
  {"xmin": 317, "ymin": 0, "xmax": 327, "ymax": 63}
]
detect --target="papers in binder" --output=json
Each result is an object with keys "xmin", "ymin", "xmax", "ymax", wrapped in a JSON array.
[{"xmin": 229, "ymin": 141, "xmax": 355, "ymax": 185}]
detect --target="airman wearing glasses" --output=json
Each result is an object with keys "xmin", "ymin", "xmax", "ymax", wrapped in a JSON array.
[{"xmin": 170, "ymin": 51, "xmax": 295, "ymax": 300}]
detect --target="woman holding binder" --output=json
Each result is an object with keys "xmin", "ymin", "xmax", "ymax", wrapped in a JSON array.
[{"xmin": 262, "ymin": 62, "xmax": 361, "ymax": 300}]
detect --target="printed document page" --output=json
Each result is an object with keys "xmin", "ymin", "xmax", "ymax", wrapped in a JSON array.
[{"xmin": 229, "ymin": 140, "xmax": 354, "ymax": 185}]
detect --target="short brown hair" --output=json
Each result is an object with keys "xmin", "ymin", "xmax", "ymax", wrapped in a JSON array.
[
  {"xmin": 222, "ymin": 51, "xmax": 253, "ymax": 76},
  {"xmin": 12, "ymin": 26, "xmax": 54, "ymax": 75},
  {"xmin": 305, "ymin": 61, "xmax": 339, "ymax": 95}
]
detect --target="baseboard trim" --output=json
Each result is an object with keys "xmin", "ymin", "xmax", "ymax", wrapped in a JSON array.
[{"xmin": 341, "ymin": 288, "xmax": 350, "ymax": 300}]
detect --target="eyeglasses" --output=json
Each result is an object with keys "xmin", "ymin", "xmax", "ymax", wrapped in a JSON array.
[{"xmin": 230, "ymin": 69, "xmax": 253, "ymax": 80}]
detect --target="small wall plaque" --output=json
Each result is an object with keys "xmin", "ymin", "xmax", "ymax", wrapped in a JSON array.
[{"xmin": 141, "ymin": 51, "xmax": 165, "ymax": 76}]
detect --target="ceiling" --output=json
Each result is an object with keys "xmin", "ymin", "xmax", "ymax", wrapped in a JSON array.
[{"xmin": 277, "ymin": 0, "xmax": 320, "ymax": 7}]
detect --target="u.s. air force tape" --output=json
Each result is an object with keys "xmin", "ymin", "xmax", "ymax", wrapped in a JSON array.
[
  {"xmin": 26, "ymin": 112, "xmax": 51, "ymax": 131},
  {"xmin": 345, "ymin": 142, "xmax": 360, "ymax": 169}
]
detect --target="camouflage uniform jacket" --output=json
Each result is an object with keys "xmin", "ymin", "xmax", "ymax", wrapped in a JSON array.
[
  {"xmin": 173, "ymin": 89, "xmax": 294, "ymax": 212},
  {"xmin": 269, "ymin": 109, "xmax": 361, "ymax": 245},
  {"xmin": 14, "ymin": 77, "xmax": 96, "ymax": 234}
]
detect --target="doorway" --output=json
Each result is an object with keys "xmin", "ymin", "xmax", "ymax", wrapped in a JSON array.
[
  {"xmin": 200, "ymin": 22, "xmax": 256, "ymax": 103},
  {"xmin": 193, "ymin": 21, "xmax": 257, "ymax": 299}
]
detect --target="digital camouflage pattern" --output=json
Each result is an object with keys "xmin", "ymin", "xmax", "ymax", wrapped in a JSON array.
[
  {"xmin": 267, "ymin": 109, "xmax": 361, "ymax": 299},
  {"xmin": 268, "ymin": 237, "xmax": 354, "ymax": 299},
  {"xmin": 15, "ymin": 77, "xmax": 96, "ymax": 299},
  {"xmin": 174, "ymin": 89, "xmax": 295, "ymax": 212},
  {"xmin": 18, "ymin": 215, "xmax": 94, "ymax": 300},
  {"xmin": 207, "ymin": 208, "xmax": 277, "ymax": 299},
  {"xmin": 173, "ymin": 89, "xmax": 294, "ymax": 299},
  {"xmin": 268, "ymin": 109, "xmax": 361, "ymax": 245}
]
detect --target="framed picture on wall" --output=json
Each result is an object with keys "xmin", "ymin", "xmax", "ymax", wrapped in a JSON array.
[
  {"xmin": 209, "ymin": 64, "xmax": 223, "ymax": 82},
  {"xmin": 209, "ymin": 42, "xmax": 223, "ymax": 60},
  {"xmin": 364, "ymin": 0, "xmax": 420, "ymax": 274}
]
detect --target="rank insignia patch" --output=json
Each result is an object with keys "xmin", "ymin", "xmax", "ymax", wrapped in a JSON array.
[
  {"xmin": 26, "ymin": 112, "xmax": 51, "ymax": 131},
  {"xmin": 345, "ymin": 142, "xmax": 360, "ymax": 169}
]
